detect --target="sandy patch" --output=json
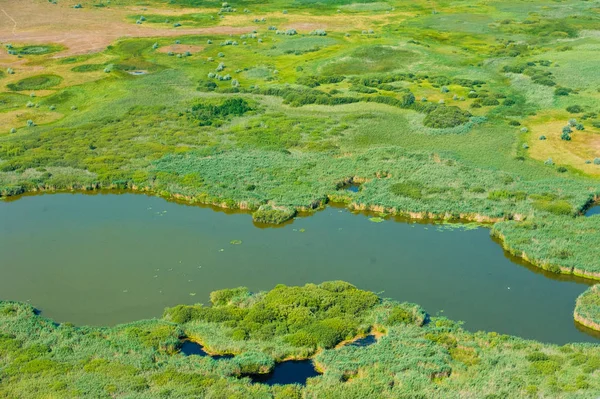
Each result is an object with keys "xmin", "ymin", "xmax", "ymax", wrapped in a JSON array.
[
  {"xmin": 0, "ymin": 109, "xmax": 63, "ymax": 131},
  {"xmin": 0, "ymin": 1, "xmax": 251, "ymax": 57},
  {"xmin": 157, "ymin": 44, "xmax": 204, "ymax": 54}
]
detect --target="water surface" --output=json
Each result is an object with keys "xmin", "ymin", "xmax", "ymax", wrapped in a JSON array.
[
  {"xmin": 180, "ymin": 341, "xmax": 233, "ymax": 360},
  {"xmin": 249, "ymin": 360, "xmax": 320, "ymax": 386},
  {"xmin": 0, "ymin": 193, "xmax": 596, "ymax": 344},
  {"xmin": 586, "ymin": 205, "xmax": 600, "ymax": 217}
]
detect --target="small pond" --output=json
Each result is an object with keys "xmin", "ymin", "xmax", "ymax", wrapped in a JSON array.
[
  {"xmin": 585, "ymin": 205, "xmax": 600, "ymax": 217},
  {"xmin": 180, "ymin": 341, "xmax": 233, "ymax": 360},
  {"xmin": 249, "ymin": 360, "xmax": 320, "ymax": 386},
  {"xmin": 0, "ymin": 192, "xmax": 597, "ymax": 344},
  {"xmin": 344, "ymin": 183, "xmax": 360, "ymax": 193},
  {"xmin": 180, "ymin": 340, "xmax": 320, "ymax": 385}
]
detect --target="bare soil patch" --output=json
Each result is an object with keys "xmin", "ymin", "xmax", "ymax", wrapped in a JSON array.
[{"xmin": 0, "ymin": 1, "xmax": 250, "ymax": 57}]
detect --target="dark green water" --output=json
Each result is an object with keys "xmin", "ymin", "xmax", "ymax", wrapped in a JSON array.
[{"xmin": 0, "ymin": 193, "xmax": 596, "ymax": 344}]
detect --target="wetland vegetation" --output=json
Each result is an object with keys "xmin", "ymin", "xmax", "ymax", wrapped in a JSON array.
[
  {"xmin": 1, "ymin": 0, "xmax": 600, "ymax": 396},
  {"xmin": 2, "ymin": 282, "xmax": 600, "ymax": 398}
]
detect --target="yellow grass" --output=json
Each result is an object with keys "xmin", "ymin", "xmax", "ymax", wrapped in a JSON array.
[{"xmin": 527, "ymin": 111, "xmax": 600, "ymax": 175}]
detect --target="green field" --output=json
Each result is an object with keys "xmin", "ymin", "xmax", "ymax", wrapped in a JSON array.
[{"xmin": 1, "ymin": 0, "xmax": 600, "ymax": 395}]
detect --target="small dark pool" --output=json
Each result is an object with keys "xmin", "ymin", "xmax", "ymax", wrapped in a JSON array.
[
  {"xmin": 585, "ymin": 206, "xmax": 600, "ymax": 217},
  {"xmin": 347, "ymin": 335, "xmax": 377, "ymax": 347},
  {"xmin": 337, "ymin": 182, "xmax": 361, "ymax": 192},
  {"xmin": 249, "ymin": 360, "xmax": 320, "ymax": 386},
  {"xmin": 180, "ymin": 341, "xmax": 234, "ymax": 360}
]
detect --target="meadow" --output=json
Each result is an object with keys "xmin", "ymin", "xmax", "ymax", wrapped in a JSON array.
[{"xmin": 1, "ymin": 0, "xmax": 600, "ymax": 395}]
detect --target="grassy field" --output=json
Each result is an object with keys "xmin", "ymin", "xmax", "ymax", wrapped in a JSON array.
[
  {"xmin": 1, "ymin": 281, "xmax": 600, "ymax": 398},
  {"xmin": 1, "ymin": 0, "xmax": 600, "ymax": 393}
]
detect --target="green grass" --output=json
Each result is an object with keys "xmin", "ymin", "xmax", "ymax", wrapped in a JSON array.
[{"xmin": 6, "ymin": 75, "xmax": 63, "ymax": 91}]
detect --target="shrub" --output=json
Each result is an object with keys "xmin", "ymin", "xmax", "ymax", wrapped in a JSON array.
[
  {"xmin": 539, "ymin": 135, "xmax": 546, "ymax": 140},
  {"xmin": 253, "ymin": 205, "xmax": 296, "ymax": 224},
  {"xmin": 566, "ymin": 105, "xmax": 583, "ymax": 113},
  {"xmin": 533, "ymin": 199, "xmax": 572, "ymax": 215},
  {"xmin": 527, "ymin": 352, "xmax": 550, "ymax": 362},
  {"xmin": 390, "ymin": 181, "xmax": 423, "ymax": 199},
  {"xmin": 560, "ymin": 131, "xmax": 571, "ymax": 141},
  {"xmin": 594, "ymin": 158, "xmax": 600, "ymax": 165},
  {"xmin": 423, "ymin": 106, "xmax": 470, "ymax": 128},
  {"xmin": 187, "ymin": 97, "xmax": 252, "ymax": 126},
  {"xmin": 554, "ymin": 87, "xmax": 571, "ymax": 96},
  {"xmin": 481, "ymin": 98, "xmax": 500, "ymax": 106}
]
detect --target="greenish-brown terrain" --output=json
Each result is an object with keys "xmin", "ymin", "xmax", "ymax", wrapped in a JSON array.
[{"xmin": 1, "ymin": 0, "xmax": 600, "ymax": 396}]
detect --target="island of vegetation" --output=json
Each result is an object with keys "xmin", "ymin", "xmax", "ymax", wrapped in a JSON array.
[
  {"xmin": 575, "ymin": 285, "xmax": 600, "ymax": 333},
  {"xmin": 1, "ymin": 282, "xmax": 600, "ymax": 398}
]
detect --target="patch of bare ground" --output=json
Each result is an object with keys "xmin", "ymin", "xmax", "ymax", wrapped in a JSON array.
[{"xmin": 0, "ymin": 0, "xmax": 251, "ymax": 57}]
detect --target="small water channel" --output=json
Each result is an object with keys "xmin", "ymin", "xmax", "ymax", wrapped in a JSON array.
[{"xmin": 0, "ymin": 192, "xmax": 597, "ymax": 344}]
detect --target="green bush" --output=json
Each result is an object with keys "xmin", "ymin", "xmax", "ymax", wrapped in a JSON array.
[
  {"xmin": 423, "ymin": 106, "xmax": 470, "ymax": 128},
  {"xmin": 390, "ymin": 181, "xmax": 423, "ymax": 199}
]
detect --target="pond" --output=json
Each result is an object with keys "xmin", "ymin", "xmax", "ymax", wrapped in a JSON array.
[
  {"xmin": 180, "ymin": 341, "xmax": 234, "ymax": 360},
  {"xmin": 248, "ymin": 360, "xmax": 320, "ymax": 386},
  {"xmin": 0, "ymin": 192, "xmax": 596, "ymax": 344},
  {"xmin": 586, "ymin": 205, "xmax": 600, "ymax": 217}
]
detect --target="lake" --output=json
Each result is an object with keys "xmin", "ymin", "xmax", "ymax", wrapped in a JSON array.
[{"xmin": 0, "ymin": 192, "xmax": 596, "ymax": 344}]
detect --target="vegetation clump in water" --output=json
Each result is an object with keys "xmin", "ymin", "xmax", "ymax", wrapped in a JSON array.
[{"xmin": 574, "ymin": 285, "xmax": 600, "ymax": 332}]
